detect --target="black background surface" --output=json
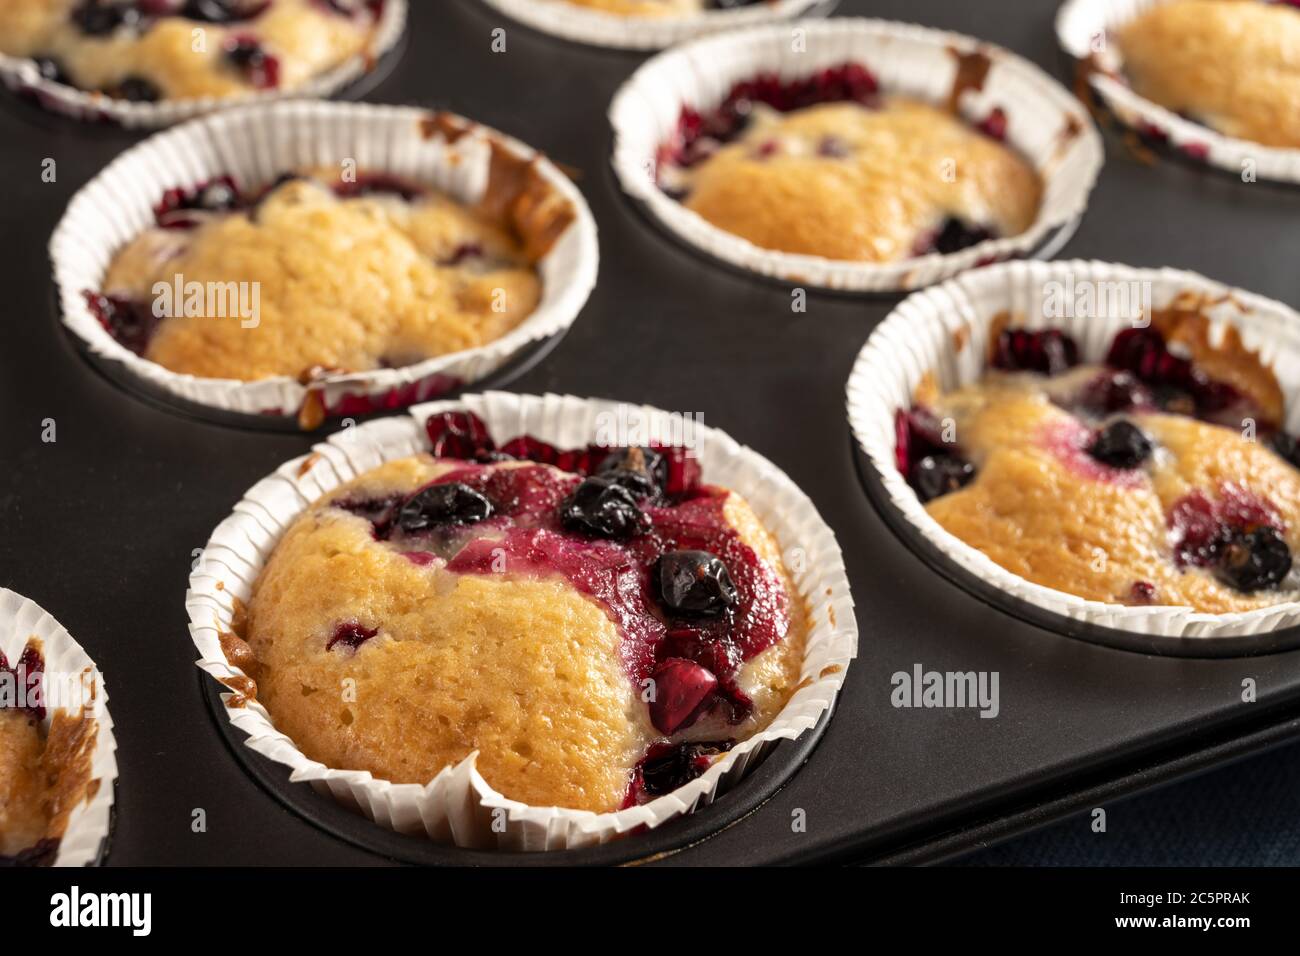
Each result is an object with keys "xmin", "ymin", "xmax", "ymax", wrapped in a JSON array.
[{"xmin": 2, "ymin": 0, "xmax": 1299, "ymax": 866}]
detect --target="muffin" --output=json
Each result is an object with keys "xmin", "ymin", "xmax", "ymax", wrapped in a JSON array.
[
  {"xmin": 222, "ymin": 412, "xmax": 810, "ymax": 812},
  {"xmin": 1116, "ymin": 0, "xmax": 1300, "ymax": 149},
  {"xmin": 0, "ymin": 0, "xmax": 390, "ymax": 105},
  {"xmin": 86, "ymin": 165, "xmax": 565, "ymax": 384},
  {"xmin": 0, "ymin": 638, "xmax": 100, "ymax": 866},
  {"xmin": 894, "ymin": 308, "xmax": 1300, "ymax": 613},
  {"xmin": 656, "ymin": 63, "xmax": 1043, "ymax": 264}
]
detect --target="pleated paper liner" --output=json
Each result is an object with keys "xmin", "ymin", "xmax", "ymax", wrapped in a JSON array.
[
  {"xmin": 0, "ymin": 1, "xmax": 407, "ymax": 129},
  {"xmin": 186, "ymin": 392, "xmax": 858, "ymax": 851},
  {"xmin": 49, "ymin": 101, "xmax": 599, "ymax": 429},
  {"xmin": 478, "ymin": 0, "xmax": 828, "ymax": 51},
  {"xmin": 0, "ymin": 588, "xmax": 118, "ymax": 866},
  {"xmin": 847, "ymin": 259, "xmax": 1300, "ymax": 642},
  {"xmin": 1056, "ymin": 0, "xmax": 1300, "ymax": 183},
  {"xmin": 609, "ymin": 17, "xmax": 1103, "ymax": 292}
]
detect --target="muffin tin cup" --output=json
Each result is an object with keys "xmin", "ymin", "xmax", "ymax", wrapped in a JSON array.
[
  {"xmin": 846, "ymin": 258, "xmax": 1300, "ymax": 641},
  {"xmin": 185, "ymin": 392, "xmax": 857, "ymax": 852},
  {"xmin": 477, "ymin": 0, "xmax": 829, "ymax": 51},
  {"xmin": 0, "ymin": 1, "xmax": 407, "ymax": 129},
  {"xmin": 1055, "ymin": 0, "xmax": 1300, "ymax": 184},
  {"xmin": 609, "ymin": 17, "xmax": 1103, "ymax": 293},
  {"xmin": 0, "ymin": 588, "xmax": 118, "ymax": 867},
  {"xmin": 48, "ymin": 100, "xmax": 600, "ymax": 429}
]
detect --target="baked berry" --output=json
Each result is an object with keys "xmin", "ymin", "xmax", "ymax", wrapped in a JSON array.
[
  {"xmin": 1130, "ymin": 581, "xmax": 1158, "ymax": 604},
  {"xmin": 33, "ymin": 57, "xmax": 71, "ymax": 85},
  {"xmin": 396, "ymin": 483, "xmax": 493, "ymax": 534},
  {"xmin": 976, "ymin": 107, "xmax": 1008, "ymax": 141},
  {"xmin": 1105, "ymin": 327, "xmax": 1236, "ymax": 420},
  {"xmin": 559, "ymin": 477, "xmax": 650, "ymax": 539},
  {"xmin": 636, "ymin": 741, "xmax": 731, "ymax": 799},
  {"xmin": 333, "ymin": 173, "xmax": 425, "ymax": 201},
  {"xmin": 595, "ymin": 446, "xmax": 664, "ymax": 499},
  {"xmin": 113, "ymin": 75, "xmax": 161, "ymax": 102},
  {"xmin": 654, "ymin": 447, "xmax": 703, "ymax": 499},
  {"xmin": 894, "ymin": 406, "xmax": 947, "ymax": 473},
  {"xmin": 648, "ymin": 658, "xmax": 718, "ymax": 734},
  {"xmin": 224, "ymin": 37, "xmax": 279, "ymax": 89},
  {"xmin": 153, "ymin": 176, "xmax": 244, "ymax": 227},
  {"xmin": 656, "ymin": 550, "xmax": 738, "ymax": 617},
  {"xmin": 327, "ymin": 620, "xmax": 377, "ymax": 652},
  {"xmin": 182, "ymin": 0, "xmax": 270, "ymax": 21},
  {"xmin": 927, "ymin": 217, "xmax": 995, "ymax": 255},
  {"xmin": 0, "ymin": 645, "xmax": 46, "ymax": 720},
  {"xmin": 817, "ymin": 136, "xmax": 851, "ymax": 158},
  {"xmin": 992, "ymin": 328, "xmax": 1080, "ymax": 376},
  {"xmin": 193, "ymin": 179, "xmax": 239, "ymax": 212},
  {"xmin": 1076, "ymin": 369, "xmax": 1154, "ymax": 416},
  {"xmin": 910, "ymin": 453, "xmax": 976, "ymax": 502},
  {"xmin": 1169, "ymin": 492, "xmax": 1233, "ymax": 568},
  {"xmin": 425, "ymin": 411, "xmax": 494, "ymax": 459},
  {"xmin": 1218, "ymin": 527, "xmax": 1293, "ymax": 593},
  {"xmin": 657, "ymin": 63, "xmax": 880, "ymax": 172},
  {"xmin": 333, "ymin": 494, "xmax": 402, "ymax": 539},
  {"xmin": 1088, "ymin": 420, "xmax": 1153, "ymax": 469},
  {"xmin": 72, "ymin": 1, "xmax": 141, "ymax": 36},
  {"xmin": 83, "ymin": 291, "xmax": 158, "ymax": 355}
]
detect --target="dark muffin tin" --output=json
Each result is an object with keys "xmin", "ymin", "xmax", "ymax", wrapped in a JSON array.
[{"xmin": 4, "ymin": 0, "xmax": 1300, "ymax": 866}]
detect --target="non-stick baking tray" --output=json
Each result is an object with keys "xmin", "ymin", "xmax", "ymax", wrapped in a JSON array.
[{"xmin": 4, "ymin": 0, "xmax": 1300, "ymax": 867}]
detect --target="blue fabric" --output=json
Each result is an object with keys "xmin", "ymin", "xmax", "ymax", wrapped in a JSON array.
[{"xmin": 958, "ymin": 741, "xmax": 1300, "ymax": 866}]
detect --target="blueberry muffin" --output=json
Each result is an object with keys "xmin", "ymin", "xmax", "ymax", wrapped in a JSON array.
[
  {"xmin": 222, "ymin": 414, "xmax": 808, "ymax": 811},
  {"xmin": 896, "ymin": 309, "xmax": 1300, "ymax": 612},
  {"xmin": 0, "ymin": 639, "xmax": 99, "ymax": 867},
  {"xmin": 657, "ymin": 64, "xmax": 1042, "ymax": 262},
  {"xmin": 87, "ymin": 164, "xmax": 568, "ymax": 382},
  {"xmin": 0, "ymin": 1, "xmax": 389, "ymax": 104},
  {"xmin": 1117, "ymin": 0, "xmax": 1300, "ymax": 148}
]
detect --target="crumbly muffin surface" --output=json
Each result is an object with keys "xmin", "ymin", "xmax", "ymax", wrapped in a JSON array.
[
  {"xmin": 238, "ymin": 454, "xmax": 807, "ymax": 812},
  {"xmin": 678, "ymin": 99, "xmax": 1043, "ymax": 262},
  {"xmin": 101, "ymin": 174, "xmax": 541, "ymax": 382},
  {"xmin": 1118, "ymin": 0, "xmax": 1300, "ymax": 148},
  {"xmin": 0, "ymin": 0, "xmax": 384, "ymax": 102}
]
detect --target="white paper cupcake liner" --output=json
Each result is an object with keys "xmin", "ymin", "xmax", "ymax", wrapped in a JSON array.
[
  {"xmin": 49, "ymin": 101, "xmax": 600, "ymax": 428},
  {"xmin": 185, "ymin": 392, "xmax": 857, "ymax": 851},
  {"xmin": 0, "ymin": 588, "xmax": 117, "ymax": 867},
  {"xmin": 1056, "ymin": 0, "xmax": 1300, "ymax": 183},
  {"xmin": 478, "ymin": 0, "xmax": 828, "ymax": 51},
  {"xmin": 0, "ymin": 1, "xmax": 407, "ymax": 129},
  {"xmin": 846, "ymin": 259, "xmax": 1300, "ymax": 640},
  {"xmin": 609, "ymin": 17, "xmax": 1103, "ymax": 293}
]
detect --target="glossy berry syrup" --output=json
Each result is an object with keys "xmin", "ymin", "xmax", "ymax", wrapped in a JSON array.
[
  {"xmin": 422, "ymin": 413, "xmax": 789, "ymax": 703},
  {"xmin": 337, "ymin": 411, "xmax": 793, "ymax": 803},
  {"xmin": 656, "ymin": 63, "xmax": 881, "ymax": 174},
  {"xmin": 0, "ymin": 644, "xmax": 45, "ymax": 721}
]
